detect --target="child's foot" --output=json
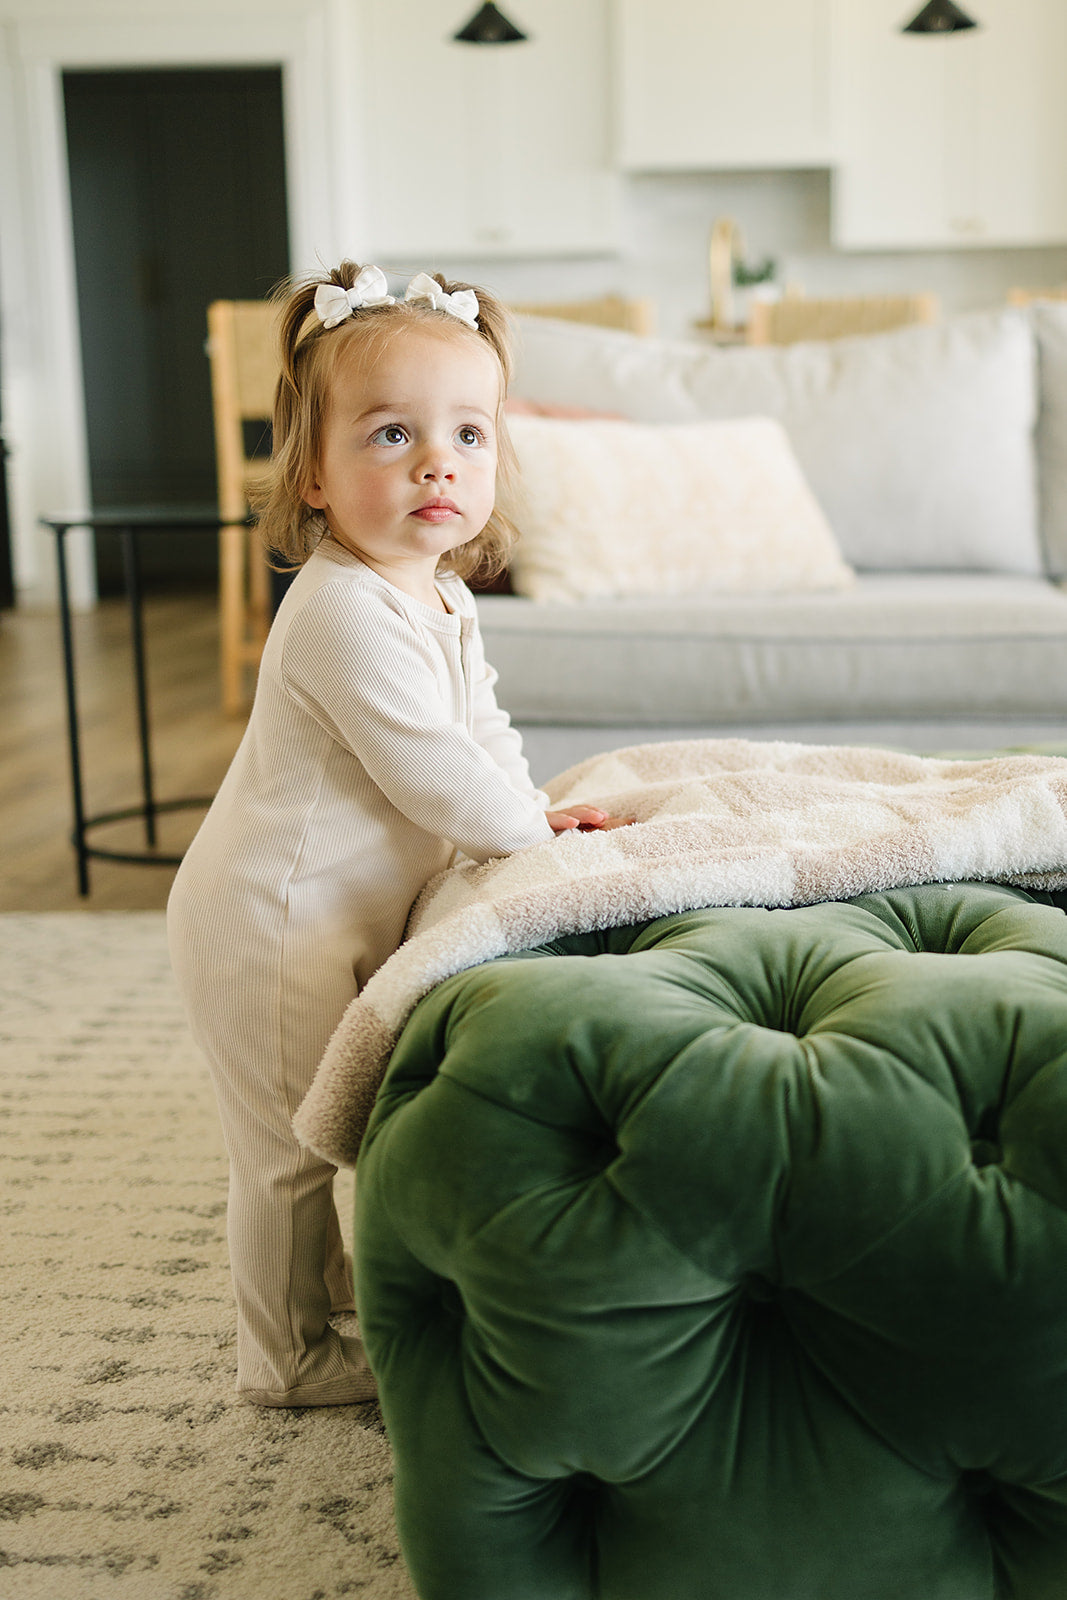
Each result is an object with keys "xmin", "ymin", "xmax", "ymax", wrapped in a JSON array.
[{"xmin": 239, "ymin": 1333, "xmax": 377, "ymax": 1407}]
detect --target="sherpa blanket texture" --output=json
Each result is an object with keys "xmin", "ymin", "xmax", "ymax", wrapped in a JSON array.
[{"xmin": 294, "ymin": 737, "xmax": 1067, "ymax": 1168}]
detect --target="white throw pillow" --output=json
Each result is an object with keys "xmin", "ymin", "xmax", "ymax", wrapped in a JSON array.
[{"xmin": 505, "ymin": 413, "xmax": 855, "ymax": 603}]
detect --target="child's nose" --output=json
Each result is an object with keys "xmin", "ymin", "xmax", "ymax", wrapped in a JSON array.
[
  {"xmin": 417, "ymin": 447, "xmax": 456, "ymax": 482},
  {"xmin": 412, "ymin": 432, "xmax": 457, "ymax": 480}
]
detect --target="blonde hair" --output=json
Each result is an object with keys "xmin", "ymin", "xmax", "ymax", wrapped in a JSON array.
[{"xmin": 253, "ymin": 262, "xmax": 520, "ymax": 583}]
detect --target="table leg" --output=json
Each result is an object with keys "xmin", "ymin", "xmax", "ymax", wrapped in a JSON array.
[
  {"xmin": 54, "ymin": 525, "xmax": 91, "ymax": 896},
  {"xmin": 120, "ymin": 527, "xmax": 158, "ymax": 848}
]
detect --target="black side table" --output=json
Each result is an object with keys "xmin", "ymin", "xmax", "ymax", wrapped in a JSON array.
[{"xmin": 41, "ymin": 507, "xmax": 249, "ymax": 896}]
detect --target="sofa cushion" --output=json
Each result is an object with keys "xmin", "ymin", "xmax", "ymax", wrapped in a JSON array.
[
  {"xmin": 512, "ymin": 310, "xmax": 1042, "ymax": 577},
  {"xmin": 505, "ymin": 413, "xmax": 854, "ymax": 602},
  {"xmin": 477, "ymin": 574, "xmax": 1067, "ymax": 724}
]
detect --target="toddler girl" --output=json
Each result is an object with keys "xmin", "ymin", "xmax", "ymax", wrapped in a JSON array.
[{"xmin": 167, "ymin": 262, "xmax": 623, "ymax": 1407}]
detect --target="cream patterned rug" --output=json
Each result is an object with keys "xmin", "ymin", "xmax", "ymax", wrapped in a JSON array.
[{"xmin": 0, "ymin": 913, "xmax": 415, "ymax": 1600}]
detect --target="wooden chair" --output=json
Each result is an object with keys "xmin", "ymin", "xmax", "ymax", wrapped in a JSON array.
[
  {"xmin": 508, "ymin": 293, "xmax": 657, "ymax": 337},
  {"xmin": 206, "ymin": 299, "xmax": 279, "ymax": 715},
  {"xmin": 1007, "ymin": 286, "xmax": 1067, "ymax": 306},
  {"xmin": 747, "ymin": 292, "xmax": 939, "ymax": 346}
]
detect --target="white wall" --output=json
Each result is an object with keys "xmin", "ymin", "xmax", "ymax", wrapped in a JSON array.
[{"xmin": 4, "ymin": 0, "xmax": 1067, "ymax": 603}]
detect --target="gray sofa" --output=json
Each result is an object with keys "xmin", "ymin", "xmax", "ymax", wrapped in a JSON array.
[{"xmin": 480, "ymin": 305, "xmax": 1067, "ymax": 778}]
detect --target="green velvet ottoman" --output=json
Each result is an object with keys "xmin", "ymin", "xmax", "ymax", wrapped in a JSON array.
[{"xmin": 354, "ymin": 880, "xmax": 1067, "ymax": 1600}]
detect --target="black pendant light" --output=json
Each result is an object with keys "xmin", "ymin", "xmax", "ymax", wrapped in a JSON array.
[
  {"xmin": 453, "ymin": 2, "xmax": 528, "ymax": 43},
  {"xmin": 902, "ymin": 1, "xmax": 978, "ymax": 32}
]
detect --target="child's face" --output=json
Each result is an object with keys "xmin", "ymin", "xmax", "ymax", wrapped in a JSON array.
[{"xmin": 305, "ymin": 323, "xmax": 501, "ymax": 589}]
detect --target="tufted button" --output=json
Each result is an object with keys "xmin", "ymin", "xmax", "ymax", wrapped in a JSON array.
[
  {"xmin": 742, "ymin": 1273, "xmax": 778, "ymax": 1303},
  {"xmin": 970, "ymin": 1139, "xmax": 1002, "ymax": 1169},
  {"xmin": 439, "ymin": 1279, "xmax": 464, "ymax": 1319},
  {"xmin": 570, "ymin": 1471, "xmax": 600, "ymax": 1493}
]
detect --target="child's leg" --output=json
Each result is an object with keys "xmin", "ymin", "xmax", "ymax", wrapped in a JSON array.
[
  {"xmin": 214, "ymin": 1070, "xmax": 373, "ymax": 1403},
  {"xmin": 325, "ymin": 1200, "xmax": 356, "ymax": 1315},
  {"xmin": 169, "ymin": 921, "xmax": 373, "ymax": 1404}
]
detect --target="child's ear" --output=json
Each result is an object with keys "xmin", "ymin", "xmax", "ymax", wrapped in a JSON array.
[{"xmin": 303, "ymin": 472, "xmax": 327, "ymax": 510}]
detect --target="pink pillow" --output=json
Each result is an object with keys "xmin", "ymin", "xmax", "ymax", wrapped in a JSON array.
[{"xmin": 505, "ymin": 397, "xmax": 623, "ymax": 420}]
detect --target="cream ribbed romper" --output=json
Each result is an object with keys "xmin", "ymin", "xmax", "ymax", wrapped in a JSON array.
[{"xmin": 167, "ymin": 538, "xmax": 552, "ymax": 1404}]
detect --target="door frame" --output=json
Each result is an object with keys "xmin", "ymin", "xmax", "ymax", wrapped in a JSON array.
[{"xmin": 0, "ymin": 2, "xmax": 366, "ymax": 605}]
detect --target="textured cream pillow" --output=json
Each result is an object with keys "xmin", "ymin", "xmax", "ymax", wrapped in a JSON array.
[{"xmin": 505, "ymin": 413, "xmax": 855, "ymax": 602}]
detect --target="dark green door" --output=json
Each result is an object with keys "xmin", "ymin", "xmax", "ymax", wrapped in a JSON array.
[{"xmin": 63, "ymin": 67, "xmax": 290, "ymax": 592}]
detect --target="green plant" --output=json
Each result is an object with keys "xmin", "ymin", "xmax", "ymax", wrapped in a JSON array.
[{"xmin": 733, "ymin": 256, "xmax": 776, "ymax": 287}]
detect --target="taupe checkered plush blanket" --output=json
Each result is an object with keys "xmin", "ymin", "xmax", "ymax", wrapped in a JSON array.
[{"xmin": 294, "ymin": 738, "xmax": 1067, "ymax": 1168}]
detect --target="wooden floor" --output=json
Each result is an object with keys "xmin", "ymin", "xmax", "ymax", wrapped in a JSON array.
[{"xmin": 0, "ymin": 592, "xmax": 246, "ymax": 911}]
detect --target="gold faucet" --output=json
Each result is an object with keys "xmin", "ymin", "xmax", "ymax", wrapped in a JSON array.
[{"xmin": 709, "ymin": 216, "xmax": 745, "ymax": 330}]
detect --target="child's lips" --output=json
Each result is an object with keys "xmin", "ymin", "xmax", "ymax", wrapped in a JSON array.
[{"xmin": 412, "ymin": 499, "xmax": 459, "ymax": 523}]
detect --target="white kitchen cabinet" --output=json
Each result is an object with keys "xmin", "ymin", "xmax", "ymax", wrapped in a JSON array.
[
  {"xmin": 359, "ymin": 0, "xmax": 617, "ymax": 258},
  {"xmin": 616, "ymin": 0, "xmax": 834, "ymax": 171},
  {"xmin": 832, "ymin": 0, "xmax": 1067, "ymax": 249}
]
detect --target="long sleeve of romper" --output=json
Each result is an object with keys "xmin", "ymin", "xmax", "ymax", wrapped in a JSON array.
[
  {"xmin": 280, "ymin": 580, "xmax": 554, "ymax": 864},
  {"xmin": 466, "ymin": 607, "xmax": 550, "ymax": 808}
]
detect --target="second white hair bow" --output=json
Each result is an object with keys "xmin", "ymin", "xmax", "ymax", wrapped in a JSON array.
[
  {"xmin": 314, "ymin": 265, "xmax": 395, "ymax": 329},
  {"xmin": 404, "ymin": 272, "xmax": 480, "ymax": 328}
]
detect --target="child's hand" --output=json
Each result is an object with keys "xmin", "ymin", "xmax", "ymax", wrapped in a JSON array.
[{"xmin": 545, "ymin": 806, "xmax": 636, "ymax": 834}]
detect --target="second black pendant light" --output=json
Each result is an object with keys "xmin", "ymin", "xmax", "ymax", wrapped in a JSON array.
[
  {"xmin": 453, "ymin": 3, "xmax": 528, "ymax": 44},
  {"xmin": 902, "ymin": 1, "xmax": 979, "ymax": 33}
]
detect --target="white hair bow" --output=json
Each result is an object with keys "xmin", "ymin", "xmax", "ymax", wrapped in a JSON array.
[
  {"xmin": 404, "ymin": 272, "xmax": 480, "ymax": 328},
  {"xmin": 313, "ymin": 265, "xmax": 395, "ymax": 329}
]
